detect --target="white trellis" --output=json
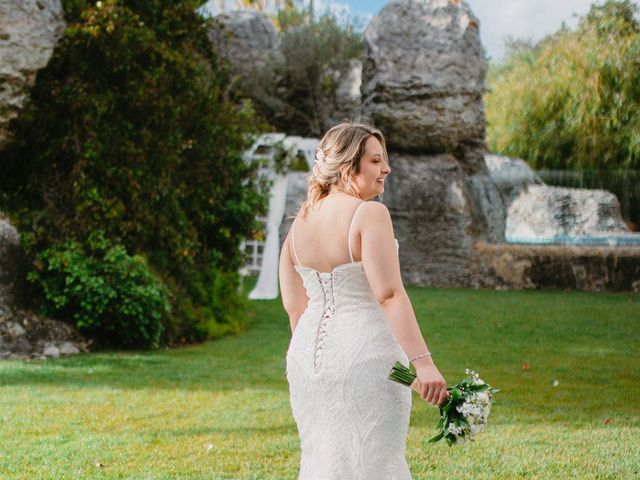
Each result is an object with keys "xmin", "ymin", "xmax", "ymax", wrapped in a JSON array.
[
  {"xmin": 241, "ymin": 133, "xmax": 318, "ymax": 299},
  {"xmin": 239, "ymin": 216, "xmax": 267, "ymax": 275}
]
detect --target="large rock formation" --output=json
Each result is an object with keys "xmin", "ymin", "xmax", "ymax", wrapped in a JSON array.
[
  {"xmin": 208, "ymin": 10, "xmax": 282, "ymax": 80},
  {"xmin": 383, "ymin": 153, "xmax": 505, "ymax": 286},
  {"xmin": 0, "ymin": 215, "xmax": 89, "ymax": 360},
  {"xmin": 361, "ymin": 0, "xmax": 487, "ymax": 153},
  {"xmin": 0, "ymin": 0, "xmax": 66, "ymax": 149},
  {"xmin": 361, "ymin": 0, "xmax": 505, "ymax": 287},
  {"xmin": 506, "ymin": 185, "xmax": 631, "ymax": 242}
]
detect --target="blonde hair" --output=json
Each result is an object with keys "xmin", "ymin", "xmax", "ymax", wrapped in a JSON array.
[{"xmin": 298, "ymin": 122, "xmax": 389, "ymax": 218}]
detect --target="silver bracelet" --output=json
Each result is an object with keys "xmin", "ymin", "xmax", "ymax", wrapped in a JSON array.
[{"xmin": 409, "ymin": 352, "xmax": 432, "ymax": 363}]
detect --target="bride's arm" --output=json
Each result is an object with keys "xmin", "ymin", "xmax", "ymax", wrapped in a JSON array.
[
  {"xmin": 358, "ymin": 202, "xmax": 448, "ymax": 406},
  {"xmin": 279, "ymin": 231, "xmax": 308, "ymax": 333}
]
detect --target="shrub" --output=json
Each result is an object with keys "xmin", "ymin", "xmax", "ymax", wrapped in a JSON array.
[
  {"xmin": 1, "ymin": 0, "xmax": 268, "ymax": 348},
  {"xmin": 27, "ymin": 231, "xmax": 170, "ymax": 349}
]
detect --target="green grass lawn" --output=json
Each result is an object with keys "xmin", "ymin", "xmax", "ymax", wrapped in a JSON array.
[{"xmin": 1, "ymin": 281, "xmax": 639, "ymax": 479}]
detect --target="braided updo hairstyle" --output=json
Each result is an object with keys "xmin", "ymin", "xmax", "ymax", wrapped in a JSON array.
[{"xmin": 298, "ymin": 122, "xmax": 389, "ymax": 218}]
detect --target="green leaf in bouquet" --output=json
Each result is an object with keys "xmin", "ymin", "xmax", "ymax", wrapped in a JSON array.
[
  {"xmin": 468, "ymin": 383, "xmax": 490, "ymax": 392},
  {"xmin": 443, "ymin": 414, "xmax": 454, "ymax": 431},
  {"xmin": 442, "ymin": 402, "xmax": 456, "ymax": 416},
  {"xmin": 457, "ymin": 415, "xmax": 470, "ymax": 427},
  {"xmin": 427, "ymin": 431, "xmax": 444, "ymax": 443},
  {"xmin": 450, "ymin": 388, "xmax": 463, "ymax": 401}
]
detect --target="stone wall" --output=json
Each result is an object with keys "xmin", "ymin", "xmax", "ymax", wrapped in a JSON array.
[{"xmin": 470, "ymin": 242, "xmax": 640, "ymax": 292}]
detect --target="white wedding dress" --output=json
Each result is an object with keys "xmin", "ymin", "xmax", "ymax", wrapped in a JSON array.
[{"xmin": 285, "ymin": 202, "xmax": 413, "ymax": 480}]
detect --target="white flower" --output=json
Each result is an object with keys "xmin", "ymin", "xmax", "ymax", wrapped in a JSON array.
[
  {"xmin": 476, "ymin": 391, "xmax": 490, "ymax": 404},
  {"xmin": 456, "ymin": 398, "xmax": 485, "ymax": 419}
]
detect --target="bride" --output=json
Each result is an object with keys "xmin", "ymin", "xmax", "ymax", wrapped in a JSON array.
[{"xmin": 279, "ymin": 122, "xmax": 448, "ymax": 479}]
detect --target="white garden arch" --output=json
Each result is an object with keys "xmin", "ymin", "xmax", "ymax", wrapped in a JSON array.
[{"xmin": 242, "ymin": 133, "xmax": 318, "ymax": 300}]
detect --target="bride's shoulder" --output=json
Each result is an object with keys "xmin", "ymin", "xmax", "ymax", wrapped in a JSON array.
[
  {"xmin": 356, "ymin": 201, "xmax": 393, "ymax": 233},
  {"xmin": 359, "ymin": 200, "xmax": 391, "ymax": 219}
]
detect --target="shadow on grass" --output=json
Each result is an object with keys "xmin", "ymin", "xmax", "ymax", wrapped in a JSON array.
[{"xmin": 0, "ymin": 343, "xmax": 291, "ymax": 391}]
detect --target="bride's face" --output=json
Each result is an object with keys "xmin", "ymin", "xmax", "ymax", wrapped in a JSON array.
[{"xmin": 351, "ymin": 136, "xmax": 391, "ymax": 200}]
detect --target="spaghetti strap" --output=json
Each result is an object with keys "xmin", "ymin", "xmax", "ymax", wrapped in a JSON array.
[
  {"xmin": 291, "ymin": 218, "xmax": 303, "ymax": 267},
  {"xmin": 348, "ymin": 202, "xmax": 366, "ymax": 263}
]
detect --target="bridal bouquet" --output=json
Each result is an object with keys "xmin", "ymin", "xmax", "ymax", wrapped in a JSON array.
[{"xmin": 388, "ymin": 363, "xmax": 500, "ymax": 446}]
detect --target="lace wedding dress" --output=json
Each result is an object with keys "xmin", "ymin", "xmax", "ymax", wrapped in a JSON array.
[{"xmin": 285, "ymin": 202, "xmax": 413, "ymax": 479}]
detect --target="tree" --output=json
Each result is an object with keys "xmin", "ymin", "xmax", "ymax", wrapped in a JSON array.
[{"xmin": 485, "ymin": 0, "xmax": 640, "ymax": 170}]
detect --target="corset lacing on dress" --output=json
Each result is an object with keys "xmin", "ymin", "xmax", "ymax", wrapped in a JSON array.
[
  {"xmin": 315, "ymin": 272, "xmax": 336, "ymax": 373},
  {"xmin": 290, "ymin": 202, "xmax": 367, "ymax": 375}
]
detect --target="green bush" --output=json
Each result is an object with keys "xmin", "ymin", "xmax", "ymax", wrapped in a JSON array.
[
  {"xmin": 0, "ymin": 0, "xmax": 268, "ymax": 348},
  {"xmin": 485, "ymin": 0, "xmax": 640, "ymax": 170},
  {"xmin": 27, "ymin": 231, "xmax": 170, "ymax": 349}
]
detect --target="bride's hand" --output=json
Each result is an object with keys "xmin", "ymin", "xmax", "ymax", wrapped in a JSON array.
[{"xmin": 409, "ymin": 360, "xmax": 449, "ymax": 407}]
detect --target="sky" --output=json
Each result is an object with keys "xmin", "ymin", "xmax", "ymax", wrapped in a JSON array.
[
  {"xmin": 335, "ymin": 0, "xmax": 597, "ymax": 61},
  {"xmin": 204, "ymin": 1, "xmax": 638, "ymax": 61}
]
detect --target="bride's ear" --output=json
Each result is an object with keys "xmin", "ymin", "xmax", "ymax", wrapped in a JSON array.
[{"xmin": 339, "ymin": 165, "xmax": 356, "ymax": 184}]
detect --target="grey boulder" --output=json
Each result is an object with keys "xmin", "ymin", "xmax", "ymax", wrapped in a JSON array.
[
  {"xmin": 361, "ymin": 0, "xmax": 487, "ymax": 152},
  {"xmin": 0, "ymin": 0, "xmax": 65, "ymax": 149},
  {"xmin": 506, "ymin": 185, "xmax": 631, "ymax": 241}
]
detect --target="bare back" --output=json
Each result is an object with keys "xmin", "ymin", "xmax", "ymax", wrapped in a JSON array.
[
  {"xmin": 280, "ymin": 191, "xmax": 404, "ymax": 327},
  {"xmin": 289, "ymin": 194, "xmax": 364, "ymax": 273}
]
